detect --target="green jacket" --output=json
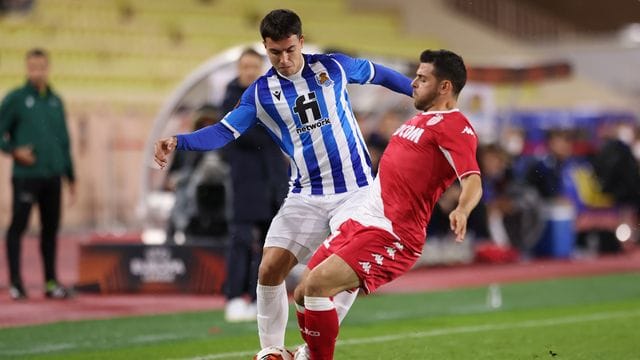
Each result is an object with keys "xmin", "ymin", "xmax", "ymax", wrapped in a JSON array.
[{"xmin": 0, "ymin": 81, "xmax": 75, "ymax": 181}]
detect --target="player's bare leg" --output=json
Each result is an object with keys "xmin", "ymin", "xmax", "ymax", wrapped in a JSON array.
[
  {"xmin": 301, "ymin": 255, "xmax": 360, "ymax": 360},
  {"xmin": 257, "ymin": 247, "xmax": 298, "ymax": 348}
]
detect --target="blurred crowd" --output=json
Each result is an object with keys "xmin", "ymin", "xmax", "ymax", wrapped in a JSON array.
[{"xmin": 167, "ymin": 99, "xmax": 640, "ymax": 267}]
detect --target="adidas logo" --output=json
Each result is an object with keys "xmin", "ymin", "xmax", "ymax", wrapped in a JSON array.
[{"xmin": 461, "ymin": 126, "xmax": 475, "ymax": 136}]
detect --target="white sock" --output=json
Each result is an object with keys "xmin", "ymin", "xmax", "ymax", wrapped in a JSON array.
[
  {"xmin": 257, "ymin": 282, "xmax": 288, "ymax": 348},
  {"xmin": 304, "ymin": 296, "xmax": 335, "ymax": 311},
  {"xmin": 334, "ymin": 289, "xmax": 359, "ymax": 324}
]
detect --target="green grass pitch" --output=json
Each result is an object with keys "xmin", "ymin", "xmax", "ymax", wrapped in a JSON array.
[{"xmin": 1, "ymin": 272, "xmax": 639, "ymax": 359}]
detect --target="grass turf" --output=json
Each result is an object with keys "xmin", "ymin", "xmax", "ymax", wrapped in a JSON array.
[{"xmin": 1, "ymin": 272, "xmax": 638, "ymax": 359}]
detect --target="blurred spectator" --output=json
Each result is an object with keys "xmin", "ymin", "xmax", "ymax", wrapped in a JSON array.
[
  {"xmin": 165, "ymin": 105, "xmax": 228, "ymax": 243},
  {"xmin": 525, "ymin": 129, "xmax": 576, "ymax": 200},
  {"xmin": 592, "ymin": 122, "xmax": 640, "ymax": 209},
  {"xmin": 428, "ymin": 183, "xmax": 489, "ymax": 243},
  {"xmin": 220, "ymin": 48, "xmax": 288, "ymax": 322},
  {"xmin": 366, "ymin": 110, "xmax": 404, "ymax": 174},
  {"xmin": 0, "ymin": 48, "xmax": 75, "ymax": 300},
  {"xmin": 0, "ymin": 0, "xmax": 34, "ymax": 14},
  {"xmin": 478, "ymin": 144, "xmax": 543, "ymax": 256},
  {"xmin": 525, "ymin": 129, "xmax": 580, "ymax": 258}
]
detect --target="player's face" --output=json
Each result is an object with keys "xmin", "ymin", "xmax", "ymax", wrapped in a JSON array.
[
  {"xmin": 264, "ymin": 34, "xmax": 304, "ymax": 77},
  {"xmin": 411, "ymin": 63, "xmax": 440, "ymax": 111},
  {"xmin": 26, "ymin": 55, "xmax": 49, "ymax": 88}
]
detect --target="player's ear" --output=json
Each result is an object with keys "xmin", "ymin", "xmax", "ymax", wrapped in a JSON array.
[
  {"xmin": 299, "ymin": 34, "xmax": 305, "ymax": 47},
  {"xmin": 440, "ymin": 80, "xmax": 452, "ymax": 94}
]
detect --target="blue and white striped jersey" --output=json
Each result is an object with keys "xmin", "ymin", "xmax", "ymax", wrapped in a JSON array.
[{"xmin": 222, "ymin": 53, "xmax": 377, "ymax": 195}]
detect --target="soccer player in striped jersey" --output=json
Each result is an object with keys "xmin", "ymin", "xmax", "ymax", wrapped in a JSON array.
[
  {"xmin": 154, "ymin": 9, "xmax": 413, "ymax": 353},
  {"xmin": 291, "ymin": 49, "xmax": 483, "ymax": 359}
]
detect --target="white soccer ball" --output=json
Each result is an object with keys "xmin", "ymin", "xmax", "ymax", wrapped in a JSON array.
[{"xmin": 254, "ymin": 346, "xmax": 293, "ymax": 360}]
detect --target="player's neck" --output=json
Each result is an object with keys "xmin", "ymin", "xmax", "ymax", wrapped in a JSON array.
[{"xmin": 425, "ymin": 99, "xmax": 456, "ymax": 112}]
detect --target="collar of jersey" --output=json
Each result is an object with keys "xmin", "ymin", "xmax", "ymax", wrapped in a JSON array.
[
  {"xmin": 421, "ymin": 108, "xmax": 460, "ymax": 115},
  {"xmin": 275, "ymin": 55, "xmax": 306, "ymax": 80}
]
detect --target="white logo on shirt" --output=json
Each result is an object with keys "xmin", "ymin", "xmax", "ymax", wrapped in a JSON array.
[
  {"xmin": 25, "ymin": 96, "xmax": 34, "ymax": 108},
  {"xmin": 385, "ymin": 246, "xmax": 396, "ymax": 260},
  {"xmin": 426, "ymin": 114, "xmax": 443, "ymax": 126},
  {"xmin": 359, "ymin": 261, "xmax": 371, "ymax": 274},
  {"xmin": 461, "ymin": 126, "xmax": 475, "ymax": 136},
  {"xmin": 372, "ymin": 253, "xmax": 384, "ymax": 265},
  {"xmin": 394, "ymin": 242, "xmax": 404, "ymax": 251},
  {"xmin": 393, "ymin": 124, "xmax": 425, "ymax": 143}
]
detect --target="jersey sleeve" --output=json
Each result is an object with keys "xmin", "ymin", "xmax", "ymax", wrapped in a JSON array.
[
  {"xmin": 436, "ymin": 117, "xmax": 480, "ymax": 180},
  {"xmin": 219, "ymin": 82, "xmax": 259, "ymax": 136},
  {"xmin": 330, "ymin": 53, "xmax": 375, "ymax": 84},
  {"xmin": 176, "ymin": 83, "xmax": 259, "ymax": 151}
]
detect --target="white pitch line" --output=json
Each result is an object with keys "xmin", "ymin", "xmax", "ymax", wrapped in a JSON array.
[{"xmin": 173, "ymin": 309, "xmax": 640, "ymax": 360}]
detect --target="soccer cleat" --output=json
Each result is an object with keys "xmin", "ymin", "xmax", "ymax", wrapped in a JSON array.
[
  {"xmin": 45, "ymin": 281, "xmax": 73, "ymax": 299},
  {"xmin": 9, "ymin": 284, "xmax": 27, "ymax": 300},
  {"xmin": 293, "ymin": 344, "xmax": 310, "ymax": 360},
  {"xmin": 253, "ymin": 346, "xmax": 294, "ymax": 360}
]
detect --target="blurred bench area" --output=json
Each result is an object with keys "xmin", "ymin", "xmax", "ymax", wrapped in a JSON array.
[{"xmin": 1, "ymin": 0, "xmax": 639, "ymax": 293}]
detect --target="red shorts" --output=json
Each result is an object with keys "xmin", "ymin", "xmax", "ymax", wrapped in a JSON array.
[{"xmin": 307, "ymin": 219, "xmax": 420, "ymax": 294}]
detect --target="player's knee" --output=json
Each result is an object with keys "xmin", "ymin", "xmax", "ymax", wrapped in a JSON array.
[
  {"xmin": 258, "ymin": 260, "xmax": 288, "ymax": 285},
  {"xmin": 304, "ymin": 268, "xmax": 331, "ymax": 297},
  {"xmin": 258, "ymin": 248, "xmax": 297, "ymax": 285},
  {"xmin": 293, "ymin": 282, "xmax": 305, "ymax": 305}
]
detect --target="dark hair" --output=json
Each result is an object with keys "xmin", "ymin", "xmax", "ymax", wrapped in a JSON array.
[
  {"xmin": 194, "ymin": 104, "xmax": 222, "ymax": 129},
  {"xmin": 419, "ymin": 49, "xmax": 466, "ymax": 95},
  {"xmin": 26, "ymin": 47, "xmax": 48, "ymax": 60},
  {"xmin": 259, "ymin": 9, "xmax": 302, "ymax": 41},
  {"xmin": 239, "ymin": 47, "xmax": 262, "ymax": 60}
]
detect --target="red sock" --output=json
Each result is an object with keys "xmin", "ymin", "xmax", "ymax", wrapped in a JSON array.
[
  {"xmin": 304, "ymin": 296, "xmax": 339, "ymax": 360},
  {"xmin": 295, "ymin": 305, "xmax": 307, "ymax": 343}
]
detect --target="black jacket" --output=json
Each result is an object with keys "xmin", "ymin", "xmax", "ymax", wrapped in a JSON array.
[{"xmin": 221, "ymin": 78, "xmax": 288, "ymax": 221}]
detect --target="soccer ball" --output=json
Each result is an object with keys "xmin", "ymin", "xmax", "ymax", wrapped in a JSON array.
[{"xmin": 254, "ymin": 346, "xmax": 294, "ymax": 360}]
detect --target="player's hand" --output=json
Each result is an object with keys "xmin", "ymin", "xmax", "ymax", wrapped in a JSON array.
[
  {"xmin": 12, "ymin": 145, "xmax": 36, "ymax": 166},
  {"xmin": 154, "ymin": 136, "xmax": 177, "ymax": 169},
  {"xmin": 448, "ymin": 208, "xmax": 468, "ymax": 242}
]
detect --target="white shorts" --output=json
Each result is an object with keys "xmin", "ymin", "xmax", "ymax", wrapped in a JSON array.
[{"xmin": 265, "ymin": 187, "xmax": 370, "ymax": 264}]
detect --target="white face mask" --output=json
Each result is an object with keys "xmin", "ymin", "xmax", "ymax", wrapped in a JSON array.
[
  {"xmin": 616, "ymin": 125, "xmax": 635, "ymax": 145},
  {"xmin": 504, "ymin": 135, "xmax": 524, "ymax": 156}
]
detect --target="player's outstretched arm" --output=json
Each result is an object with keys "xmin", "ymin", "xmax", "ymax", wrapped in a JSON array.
[
  {"xmin": 370, "ymin": 63, "xmax": 413, "ymax": 97},
  {"xmin": 449, "ymin": 174, "xmax": 482, "ymax": 242}
]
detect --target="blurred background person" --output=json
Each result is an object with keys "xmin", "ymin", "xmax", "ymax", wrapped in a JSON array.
[
  {"xmin": 164, "ymin": 104, "xmax": 227, "ymax": 244},
  {"xmin": 220, "ymin": 48, "xmax": 288, "ymax": 322},
  {"xmin": 478, "ymin": 143, "xmax": 543, "ymax": 259},
  {"xmin": 0, "ymin": 48, "xmax": 75, "ymax": 300}
]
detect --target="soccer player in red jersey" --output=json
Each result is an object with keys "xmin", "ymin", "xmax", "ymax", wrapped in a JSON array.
[{"xmin": 292, "ymin": 49, "xmax": 483, "ymax": 360}]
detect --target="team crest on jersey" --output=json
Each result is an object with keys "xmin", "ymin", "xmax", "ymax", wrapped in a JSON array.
[
  {"xmin": 426, "ymin": 114, "xmax": 444, "ymax": 126},
  {"xmin": 315, "ymin": 72, "xmax": 334, "ymax": 87}
]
